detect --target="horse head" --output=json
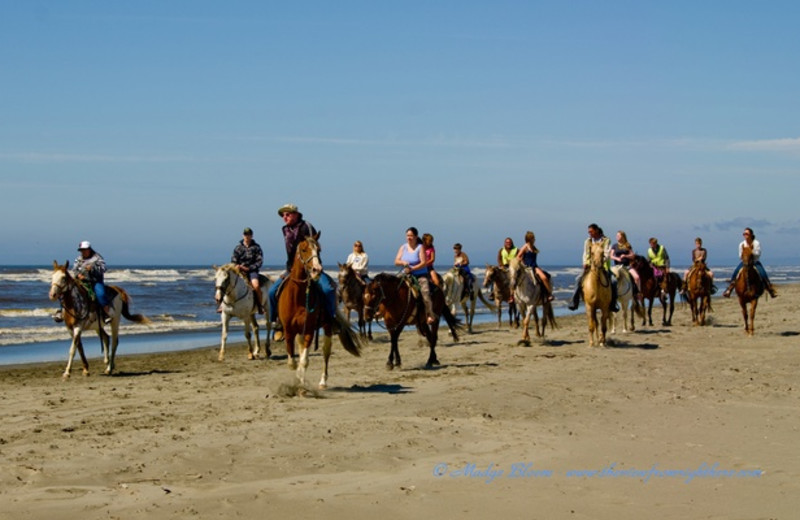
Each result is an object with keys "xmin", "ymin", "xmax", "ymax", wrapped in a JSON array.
[
  {"xmin": 49, "ymin": 260, "xmax": 71, "ymax": 301},
  {"xmin": 507, "ymin": 257, "xmax": 523, "ymax": 289},
  {"xmin": 363, "ymin": 273, "xmax": 392, "ymax": 321},
  {"xmin": 741, "ymin": 245, "xmax": 755, "ymax": 267},
  {"xmin": 589, "ymin": 242, "xmax": 606, "ymax": 271},
  {"xmin": 213, "ymin": 264, "xmax": 237, "ymax": 304},
  {"xmin": 482, "ymin": 264, "xmax": 495, "ymax": 288},
  {"xmin": 337, "ymin": 262, "xmax": 354, "ymax": 286},
  {"xmin": 296, "ymin": 234, "xmax": 323, "ymax": 281}
]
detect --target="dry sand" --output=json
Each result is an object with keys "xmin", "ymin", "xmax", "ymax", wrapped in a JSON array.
[{"xmin": 1, "ymin": 286, "xmax": 798, "ymax": 519}]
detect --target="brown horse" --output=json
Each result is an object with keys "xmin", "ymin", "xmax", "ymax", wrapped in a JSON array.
[
  {"xmin": 277, "ymin": 235, "xmax": 361, "ymax": 388},
  {"xmin": 582, "ymin": 242, "xmax": 612, "ymax": 347},
  {"xmin": 482, "ymin": 264, "xmax": 520, "ymax": 328},
  {"xmin": 686, "ymin": 260, "xmax": 713, "ymax": 326},
  {"xmin": 49, "ymin": 261, "xmax": 149, "ymax": 378},
  {"xmin": 630, "ymin": 255, "xmax": 678, "ymax": 326},
  {"xmin": 337, "ymin": 262, "xmax": 372, "ymax": 340},
  {"xmin": 363, "ymin": 273, "xmax": 460, "ymax": 369},
  {"xmin": 735, "ymin": 245, "xmax": 764, "ymax": 335}
]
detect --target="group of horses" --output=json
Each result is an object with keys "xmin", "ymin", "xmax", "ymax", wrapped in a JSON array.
[{"xmin": 48, "ymin": 239, "xmax": 770, "ymax": 383}]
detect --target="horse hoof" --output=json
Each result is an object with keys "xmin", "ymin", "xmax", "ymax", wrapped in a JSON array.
[
  {"xmin": 265, "ymin": 348, "xmax": 272, "ymax": 359},
  {"xmin": 386, "ymin": 362, "xmax": 394, "ymax": 371},
  {"xmin": 218, "ymin": 354, "xmax": 225, "ymax": 362},
  {"xmin": 247, "ymin": 353, "xmax": 255, "ymax": 360},
  {"xmin": 62, "ymin": 373, "xmax": 70, "ymax": 379}
]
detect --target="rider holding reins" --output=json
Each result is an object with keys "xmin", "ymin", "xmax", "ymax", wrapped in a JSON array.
[{"xmin": 231, "ymin": 227, "xmax": 265, "ymax": 314}]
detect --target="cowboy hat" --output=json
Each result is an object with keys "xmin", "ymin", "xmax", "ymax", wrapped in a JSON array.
[{"xmin": 277, "ymin": 203, "xmax": 299, "ymax": 216}]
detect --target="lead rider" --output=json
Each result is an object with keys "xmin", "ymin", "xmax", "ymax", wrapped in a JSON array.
[{"xmin": 268, "ymin": 204, "xmax": 338, "ymax": 337}]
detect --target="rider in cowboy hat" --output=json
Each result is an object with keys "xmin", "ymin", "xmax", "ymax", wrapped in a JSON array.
[{"xmin": 268, "ymin": 204, "xmax": 339, "ymax": 337}]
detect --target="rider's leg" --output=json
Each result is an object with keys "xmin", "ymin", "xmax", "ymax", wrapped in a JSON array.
[
  {"xmin": 609, "ymin": 272, "xmax": 619, "ymax": 312},
  {"xmin": 723, "ymin": 263, "xmax": 742, "ymax": 297},
  {"xmin": 94, "ymin": 283, "xmax": 111, "ymax": 323},
  {"xmin": 417, "ymin": 277, "xmax": 436, "ymax": 323},
  {"xmin": 250, "ymin": 274, "xmax": 264, "ymax": 314},
  {"xmin": 536, "ymin": 267, "xmax": 554, "ymax": 301},
  {"xmin": 567, "ymin": 271, "xmax": 585, "ymax": 311},
  {"xmin": 755, "ymin": 262, "xmax": 778, "ymax": 297},
  {"xmin": 317, "ymin": 272, "xmax": 340, "ymax": 329}
]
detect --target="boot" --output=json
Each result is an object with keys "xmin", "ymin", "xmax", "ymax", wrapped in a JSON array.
[
  {"xmin": 767, "ymin": 284, "xmax": 778, "ymax": 298},
  {"xmin": 722, "ymin": 282, "xmax": 734, "ymax": 298},
  {"xmin": 52, "ymin": 309, "xmax": 64, "ymax": 323},
  {"xmin": 567, "ymin": 286, "xmax": 581, "ymax": 311}
]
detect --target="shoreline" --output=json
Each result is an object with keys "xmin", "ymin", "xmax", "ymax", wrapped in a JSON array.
[{"xmin": 1, "ymin": 284, "xmax": 796, "ymax": 519}]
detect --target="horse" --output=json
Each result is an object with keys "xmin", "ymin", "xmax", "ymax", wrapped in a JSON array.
[
  {"xmin": 277, "ymin": 234, "xmax": 361, "ymax": 388},
  {"xmin": 735, "ymin": 245, "xmax": 764, "ymax": 335},
  {"xmin": 213, "ymin": 264, "xmax": 272, "ymax": 361},
  {"xmin": 337, "ymin": 262, "xmax": 372, "ymax": 340},
  {"xmin": 442, "ymin": 267, "xmax": 495, "ymax": 333},
  {"xmin": 49, "ymin": 260, "xmax": 150, "ymax": 378},
  {"xmin": 686, "ymin": 260, "xmax": 713, "ymax": 326},
  {"xmin": 481, "ymin": 264, "xmax": 520, "ymax": 329},
  {"xmin": 363, "ymin": 273, "xmax": 460, "ymax": 369},
  {"xmin": 581, "ymin": 243, "xmax": 612, "ymax": 347},
  {"xmin": 630, "ymin": 255, "xmax": 678, "ymax": 327},
  {"xmin": 610, "ymin": 265, "xmax": 644, "ymax": 333},
  {"xmin": 507, "ymin": 258, "xmax": 557, "ymax": 345}
]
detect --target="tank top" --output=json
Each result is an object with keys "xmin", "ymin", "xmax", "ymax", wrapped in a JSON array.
[{"xmin": 401, "ymin": 244, "xmax": 428, "ymax": 276}]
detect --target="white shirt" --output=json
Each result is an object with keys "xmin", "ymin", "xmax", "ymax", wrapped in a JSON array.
[
  {"xmin": 739, "ymin": 239, "xmax": 761, "ymax": 262},
  {"xmin": 346, "ymin": 252, "xmax": 369, "ymax": 276}
]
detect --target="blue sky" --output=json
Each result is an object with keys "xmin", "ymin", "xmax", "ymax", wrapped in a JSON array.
[{"xmin": 2, "ymin": 1, "xmax": 798, "ymax": 267}]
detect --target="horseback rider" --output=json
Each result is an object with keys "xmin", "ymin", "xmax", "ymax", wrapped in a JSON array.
[
  {"xmin": 682, "ymin": 237, "xmax": 715, "ymax": 295},
  {"xmin": 421, "ymin": 233, "xmax": 441, "ymax": 287},
  {"xmin": 395, "ymin": 227, "xmax": 436, "ymax": 324},
  {"xmin": 647, "ymin": 237, "xmax": 670, "ymax": 296},
  {"xmin": 268, "ymin": 204, "xmax": 339, "ymax": 337},
  {"xmin": 452, "ymin": 243, "xmax": 475, "ymax": 298},
  {"xmin": 610, "ymin": 230, "xmax": 641, "ymax": 300},
  {"xmin": 345, "ymin": 240, "xmax": 370, "ymax": 285},
  {"xmin": 53, "ymin": 241, "xmax": 112, "ymax": 324},
  {"xmin": 722, "ymin": 227, "xmax": 778, "ymax": 298},
  {"xmin": 231, "ymin": 227, "xmax": 265, "ymax": 314},
  {"xmin": 497, "ymin": 237, "xmax": 517, "ymax": 267},
  {"xmin": 515, "ymin": 231, "xmax": 554, "ymax": 302},
  {"xmin": 567, "ymin": 224, "xmax": 619, "ymax": 312}
]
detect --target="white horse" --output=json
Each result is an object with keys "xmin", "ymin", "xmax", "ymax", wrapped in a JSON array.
[
  {"xmin": 213, "ymin": 264, "xmax": 272, "ymax": 361},
  {"xmin": 610, "ymin": 265, "xmax": 643, "ymax": 333},
  {"xmin": 507, "ymin": 258, "xmax": 557, "ymax": 345},
  {"xmin": 49, "ymin": 260, "xmax": 150, "ymax": 378},
  {"xmin": 442, "ymin": 267, "xmax": 494, "ymax": 333}
]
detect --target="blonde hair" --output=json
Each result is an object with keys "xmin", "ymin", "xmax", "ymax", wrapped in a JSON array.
[
  {"xmin": 616, "ymin": 230, "xmax": 632, "ymax": 251},
  {"xmin": 422, "ymin": 233, "xmax": 434, "ymax": 247},
  {"xmin": 524, "ymin": 231, "xmax": 539, "ymax": 254}
]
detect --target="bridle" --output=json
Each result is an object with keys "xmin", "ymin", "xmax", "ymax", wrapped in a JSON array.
[{"xmin": 216, "ymin": 267, "xmax": 251, "ymax": 305}]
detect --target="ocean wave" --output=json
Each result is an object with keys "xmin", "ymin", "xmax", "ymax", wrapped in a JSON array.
[
  {"xmin": 0, "ymin": 319, "xmax": 223, "ymax": 346},
  {"xmin": 0, "ymin": 307, "xmax": 58, "ymax": 318}
]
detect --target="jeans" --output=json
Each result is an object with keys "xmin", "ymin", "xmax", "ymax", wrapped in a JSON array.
[{"xmin": 269, "ymin": 271, "xmax": 337, "ymax": 323}]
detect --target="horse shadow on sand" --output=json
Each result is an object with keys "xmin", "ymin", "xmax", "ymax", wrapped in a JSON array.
[
  {"xmin": 107, "ymin": 369, "xmax": 181, "ymax": 377},
  {"xmin": 603, "ymin": 338, "xmax": 660, "ymax": 350},
  {"xmin": 328, "ymin": 383, "xmax": 414, "ymax": 394}
]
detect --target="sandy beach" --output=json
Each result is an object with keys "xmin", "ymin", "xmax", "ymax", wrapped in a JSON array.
[{"xmin": 1, "ymin": 285, "xmax": 798, "ymax": 519}]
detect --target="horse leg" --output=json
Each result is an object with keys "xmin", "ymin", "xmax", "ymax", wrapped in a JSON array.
[
  {"xmin": 533, "ymin": 307, "xmax": 542, "ymax": 338},
  {"xmin": 218, "ymin": 314, "xmax": 231, "ymax": 361},
  {"xmin": 599, "ymin": 309, "xmax": 608, "ymax": 347},
  {"xmin": 63, "ymin": 329, "xmax": 81, "ymax": 378},
  {"xmin": 387, "ymin": 330, "xmax": 401, "ymax": 370},
  {"xmin": 105, "ymin": 321, "xmax": 119, "ymax": 375},
  {"xmin": 296, "ymin": 333, "xmax": 313, "ymax": 385},
  {"xmin": 426, "ymin": 323, "xmax": 440, "ymax": 368},
  {"xmin": 749, "ymin": 300, "xmax": 758, "ymax": 336},
  {"xmin": 519, "ymin": 306, "xmax": 531, "ymax": 345},
  {"xmin": 586, "ymin": 307, "xmax": 596, "ymax": 347},
  {"xmin": 319, "ymin": 333, "xmax": 333, "ymax": 389},
  {"xmin": 251, "ymin": 315, "xmax": 262, "ymax": 360},
  {"xmin": 285, "ymin": 332, "xmax": 298, "ymax": 369}
]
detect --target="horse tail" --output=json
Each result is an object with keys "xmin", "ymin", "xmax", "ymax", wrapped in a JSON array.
[
  {"xmin": 335, "ymin": 311, "xmax": 361, "ymax": 357},
  {"xmin": 477, "ymin": 290, "xmax": 497, "ymax": 312},
  {"xmin": 441, "ymin": 304, "xmax": 462, "ymax": 343},
  {"xmin": 111, "ymin": 286, "xmax": 151, "ymax": 325},
  {"xmin": 544, "ymin": 301, "xmax": 558, "ymax": 329}
]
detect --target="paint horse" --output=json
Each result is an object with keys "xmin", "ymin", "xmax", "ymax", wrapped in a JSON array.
[
  {"xmin": 337, "ymin": 262, "xmax": 372, "ymax": 340},
  {"xmin": 277, "ymin": 234, "xmax": 361, "ymax": 388},
  {"xmin": 507, "ymin": 257, "xmax": 557, "ymax": 345},
  {"xmin": 49, "ymin": 260, "xmax": 149, "ymax": 378},
  {"xmin": 442, "ymin": 267, "xmax": 495, "ymax": 333},
  {"xmin": 482, "ymin": 264, "xmax": 520, "ymax": 329}
]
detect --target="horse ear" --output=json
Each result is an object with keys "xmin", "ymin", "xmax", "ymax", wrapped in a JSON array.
[
  {"xmin": 337, "ymin": 262, "xmax": 343, "ymax": 268},
  {"xmin": 313, "ymin": 230, "xmax": 321, "ymax": 241},
  {"xmin": 212, "ymin": 264, "xmax": 218, "ymax": 270},
  {"xmin": 65, "ymin": 260, "xmax": 69, "ymax": 270},
  {"xmin": 53, "ymin": 260, "xmax": 58, "ymax": 270}
]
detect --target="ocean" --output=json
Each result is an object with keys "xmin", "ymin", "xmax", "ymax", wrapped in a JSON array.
[{"xmin": 2, "ymin": 264, "xmax": 797, "ymax": 366}]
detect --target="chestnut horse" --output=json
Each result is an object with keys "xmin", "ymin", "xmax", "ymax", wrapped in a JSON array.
[
  {"xmin": 482, "ymin": 264, "xmax": 520, "ymax": 328},
  {"xmin": 49, "ymin": 260, "xmax": 149, "ymax": 378},
  {"xmin": 686, "ymin": 260, "xmax": 713, "ymax": 326},
  {"xmin": 337, "ymin": 262, "xmax": 372, "ymax": 340},
  {"xmin": 581, "ymin": 243, "xmax": 612, "ymax": 347},
  {"xmin": 630, "ymin": 255, "xmax": 679, "ymax": 326},
  {"xmin": 363, "ymin": 273, "xmax": 460, "ymax": 369},
  {"xmin": 735, "ymin": 245, "xmax": 764, "ymax": 335},
  {"xmin": 277, "ymin": 235, "xmax": 361, "ymax": 388}
]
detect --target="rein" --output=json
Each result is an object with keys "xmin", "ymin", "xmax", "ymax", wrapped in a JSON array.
[
  {"xmin": 217, "ymin": 270, "xmax": 252, "ymax": 305},
  {"xmin": 368, "ymin": 275, "xmax": 415, "ymax": 332},
  {"xmin": 54, "ymin": 275, "xmax": 93, "ymax": 322}
]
